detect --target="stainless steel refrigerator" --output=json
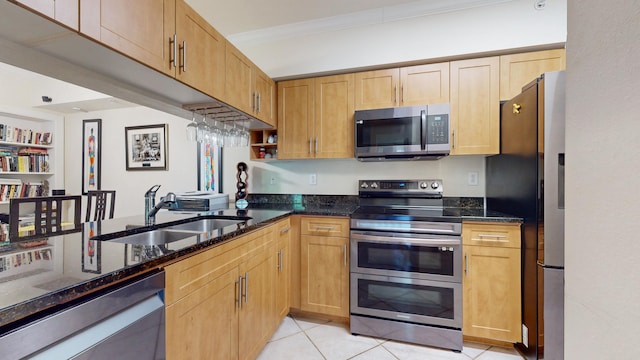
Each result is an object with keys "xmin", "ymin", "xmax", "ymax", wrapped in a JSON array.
[{"xmin": 486, "ymin": 71, "xmax": 565, "ymax": 360}]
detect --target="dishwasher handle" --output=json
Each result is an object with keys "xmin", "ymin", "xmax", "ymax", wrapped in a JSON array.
[{"xmin": 0, "ymin": 271, "xmax": 165, "ymax": 360}]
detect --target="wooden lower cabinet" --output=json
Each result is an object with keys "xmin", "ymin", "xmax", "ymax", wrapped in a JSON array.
[
  {"xmin": 299, "ymin": 216, "xmax": 350, "ymax": 318},
  {"xmin": 165, "ymin": 223, "xmax": 283, "ymax": 360},
  {"xmin": 462, "ymin": 221, "xmax": 522, "ymax": 343},
  {"xmin": 275, "ymin": 218, "xmax": 291, "ymax": 320}
]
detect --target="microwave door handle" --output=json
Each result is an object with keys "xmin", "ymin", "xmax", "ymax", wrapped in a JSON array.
[{"xmin": 421, "ymin": 110, "xmax": 427, "ymax": 150}]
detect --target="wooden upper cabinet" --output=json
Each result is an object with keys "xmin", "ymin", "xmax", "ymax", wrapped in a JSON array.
[
  {"xmin": 450, "ymin": 56, "xmax": 500, "ymax": 155},
  {"xmin": 314, "ymin": 74, "xmax": 354, "ymax": 159},
  {"xmin": 499, "ymin": 49, "xmax": 566, "ymax": 101},
  {"xmin": 277, "ymin": 78, "xmax": 314, "ymax": 159},
  {"xmin": 254, "ymin": 67, "xmax": 276, "ymax": 127},
  {"xmin": 355, "ymin": 69, "xmax": 399, "ymax": 110},
  {"xmin": 225, "ymin": 42, "xmax": 276, "ymax": 126},
  {"xmin": 355, "ymin": 63, "xmax": 449, "ymax": 110},
  {"xmin": 224, "ymin": 42, "xmax": 254, "ymax": 114},
  {"xmin": 16, "ymin": 0, "xmax": 78, "ymax": 29},
  {"xmin": 400, "ymin": 63, "xmax": 450, "ymax": 106},
  {"xmin": 175, "ymin": 0, "xmax": 225, "ymax": 98},
  {"xmin": 80, "ymin": 0, "xmax": 176, "ymax": 77}
]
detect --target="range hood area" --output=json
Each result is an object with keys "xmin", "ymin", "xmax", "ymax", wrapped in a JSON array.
[{"xmin": 0, "ymin": 1, "xmax": 272, "ymax": 130}]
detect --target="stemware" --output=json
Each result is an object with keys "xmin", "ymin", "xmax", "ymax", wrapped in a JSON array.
[
  {"xmin": 196, "ymin": 114, "xmax": 209, "ymax": 143},
  {"xmin": 186, "ymin": 111, "xmax": 197, "ymax": 142}
]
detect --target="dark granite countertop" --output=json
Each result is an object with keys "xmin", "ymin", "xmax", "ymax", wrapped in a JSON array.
[{"xmin": 0, "ymin": 195, "xmax": 519, "ymax": 333}]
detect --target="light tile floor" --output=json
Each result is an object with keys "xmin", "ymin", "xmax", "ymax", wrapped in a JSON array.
[{"xmin": 258, "ymin": 315, "xmax": 525, "ymax": 360}]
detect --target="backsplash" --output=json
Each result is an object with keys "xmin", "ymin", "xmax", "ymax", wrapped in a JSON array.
[{"xmin": 247, "ymin": 194, "xmax": 483, "ymax": 209}]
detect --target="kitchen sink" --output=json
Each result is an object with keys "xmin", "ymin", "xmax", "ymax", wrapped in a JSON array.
[
  {"xmin": 163, "ymin": 218, "xmax": 248, "ymax": 233},
  {"xmin": 108, "ymin": 229, "xmax": 196, "ymax": 246}
]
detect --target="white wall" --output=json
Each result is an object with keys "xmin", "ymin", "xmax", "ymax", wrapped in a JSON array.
[
  {"xmin": 565, "ymin": 1, "xmax": 640, "ymax": 358},
  {"xmin": 64, "ymin": 107, "xmax": 199, "ymax": 217},
  {"xmin": 231, "ymin": 0, "xmax": 567, "ymax": 79}
]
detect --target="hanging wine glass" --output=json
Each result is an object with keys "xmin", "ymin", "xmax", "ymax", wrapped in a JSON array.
[
  {"xmin": 186, "ymin": 111, "xmax": 197, "ymax": 142},
  {"xmin": 196, "ymin": 113, "xmax": 209, "ymax": 143}
]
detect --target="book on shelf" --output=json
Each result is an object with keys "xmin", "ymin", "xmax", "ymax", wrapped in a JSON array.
[{"xmin": 0, "ymin": 123, "xmax": 51, "ymax": 145}]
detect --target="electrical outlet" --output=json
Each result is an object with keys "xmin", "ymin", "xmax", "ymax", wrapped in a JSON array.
[
  {"xmin": 309, "ymin": 173, "xmax": 317, "ymax": 185},
  {"xmin": 522, "ymin": 324, "xmax": 529, "ymax": 347},
  {"xmin": 467, "ymin": 172, "xmax": 479, "ymax": 186},
  {"xmin": 270, "ymin": 177, "xmax": 276, "ymax": 185}
]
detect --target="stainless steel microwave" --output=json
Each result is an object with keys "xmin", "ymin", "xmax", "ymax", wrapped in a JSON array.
[{"xmin": 354, "ymin": 104, "xmax": 450, "ymax": 161}]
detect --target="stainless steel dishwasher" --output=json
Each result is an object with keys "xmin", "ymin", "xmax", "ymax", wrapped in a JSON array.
[{"xmin": 0, "ymin": 271, "xmax": 165, "ymax": 360}]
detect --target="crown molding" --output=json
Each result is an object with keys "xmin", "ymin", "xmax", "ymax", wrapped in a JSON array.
[{"xmin": 228, "ymin": 0, "xmax": 516, "ymax": 45}]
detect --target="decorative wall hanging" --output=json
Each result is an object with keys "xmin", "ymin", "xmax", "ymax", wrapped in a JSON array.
[
  {"xmin": 82, "ymin": 119, "xmax": 101, "ymax": 194},
  {"xmin": 197, "ymin": 142, "xmax": 222, "ymax": 192},
  {"xmin": 125, "ymin": 124, "xmax": 168, "ymax": 170}
]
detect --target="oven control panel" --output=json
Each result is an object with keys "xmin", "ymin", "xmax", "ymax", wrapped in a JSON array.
[{"xmin": 358, "ymin": 179, "xmax": 443, "ymax": 195}]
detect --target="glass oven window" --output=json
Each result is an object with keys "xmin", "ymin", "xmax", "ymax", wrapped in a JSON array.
[
  {"xmin": 358, "ymin": 242, "xmax": 454, "ymax": 276},
  {"xmin": 357, "ymin": 278, "xmax": 455, "ymax": 320}
]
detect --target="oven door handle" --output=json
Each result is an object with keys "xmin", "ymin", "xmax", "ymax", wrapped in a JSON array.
[
  {"xmin": 351, "ymin": 232, "xmax": 460, "ymax": 247},
  {"xmin": 421, "ymin": 109, "xmax": 427, "ymax": 150}
]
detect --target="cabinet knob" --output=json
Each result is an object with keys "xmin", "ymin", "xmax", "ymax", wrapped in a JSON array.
[{"xmin": 512, "ymin": 103, "xmax": 522, "ymax": 114}]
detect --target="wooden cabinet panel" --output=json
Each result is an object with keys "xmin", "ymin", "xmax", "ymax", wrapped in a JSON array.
[
  {"xmin": 463, "ymin": 221, "xmax": 521, "ymax": 248},
  {"xmin": 277, "ymin": 78, "xmax": 314, "ymax": 159},
  {"xmin": 400, "ymin": 63, "xmax": 450, "ymax": 105},
  {"xmin": 354, "ymin": 69, "xmax": 399, "ymax": 110},
  {"xmin": 300, "ymin": 234, "xmax": 349, "ymax": 317},
  {"xmin": 314, "ymin": 73, "xmax": 354, "ymax": 159},
  {"xmin": 462, "ymin": 221, "xmax": 522, "ymax": 343},
  {"xmin": 238, "ymin": 240, "xmax": 275, "ymax": 360},
  {"xmin": 275, "ymin": 218, "xmax": 291, "ymax": 320},
  {"xmin": 80, "ymin": 0, "xmax": 175, "ymax": 76},
  {"xmin": 225, "ymin": 42, "xmax": 254, "ymax": 114},
  {"xmin": 300, "ymin": 216, "xmax": 349, "ymax": 237},
  {"xmin": 450, "ymin": 56, "xmax": 500, "ymax": 155},
  {"xmin": 15, "ymin": 0, "xmax": 78, "ymax": 29},
  {"xmin": 500, "ymin": 49, "xmax": 566, "ymax": 101},
  {"xmin": 175, "ymin": 0, "xmax": 225, "ymax": 98},
  {"xmin": 463, "ymin": 245, "xmax": 521, "ymax": 342},
  {"xmin": 166, "ymin": 267, "xmax": 239, "ymax": 360},
  {"xmin": 254, "ymin": 67, "xmax": 276, "ymax": 127}
]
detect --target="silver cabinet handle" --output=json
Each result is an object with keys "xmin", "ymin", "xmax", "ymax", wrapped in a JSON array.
[
  {"xmin": 394, "ymin": 86, "xmax": 397, "ymax": 104},
  {"xmin": 464, "ymin": 252, "xmax": 468, "ymax": 276},
  {"xmin": 343, "ymin": 245, "xmax": 347, "ymax": 267},
  {"xmin": 170, "ymin": 34, "xmax": 177, "ymax": 68},
  {"xmin": 471, "ymin": 234, "xmax": 509, "ymax": 243},
  {"xmin": 315, "ymin": 137, "xmax": 318, "ymax": 154},
  {"xmin": 237, "ymin": 276, "xmax": 243, "ymax": 308},
  {"xmin": 257, "ymin": 93, "xmax": 261, "ymax": 113},
  {"xmin": 243, "ymin": 272, "xmax": 248, "ymax": 303},
  {"xmin": 401, "ymin": 85, "xmax": 404, "ymax": 104},
  {"xmin": 309, "ymin": 138, "xmax": 312, "ymax": 155},
  {"xmin": 279, "ymin": 227, "xmax": 291, "ymax": 234},
  {"xmin": 252, "ymin": 92, "xmax": 256, "ymax": 112},
  {"xmin": 452, "ymin": 130, "xmax": 456, "ymax": 150},
  {"xmin": 180, "ymin": 41, "xmax": 187, "ymax": 72},
  {"xmin": 313, "ymin": 225, "xmax": 334, "ymax": 230},
  {"xmin": 278, "ymin": 249, "xmax": 283, "ymax": 272}
]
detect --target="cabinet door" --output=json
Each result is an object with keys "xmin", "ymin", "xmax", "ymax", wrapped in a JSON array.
[
  {"xmin": 354, "ymin": 69, "xmax": 399, "ymax": 110},
  {"xmin": 450, "ymin": 56, "xmax": 500, "ymax": 155},
  {"xmin": 400, "ymin": 62, "xmax": 450, "ymax": 106},
  {"xmin": 166, "ymin": 267, "xmax": 239, "ymax": 360},
  {"xmin": 225, "ymin": 42, "xmax": 254, "ymax": 115},
  {"xmin": 254, "ymin": 68, "xmax": 276, "ymax": 127},
  {"xmin": 16, "ymin": 0, "xmax": 78, "ymax": 29},
  {"xmin": 80, "ymin": 0, "xmax": 175, "ymax": 77},
  {"xmin": 277, "ymin": 78, "xmax": 314, "ymax": 159},
  {"xmin": 300, "ymin": 234, "xmax": 349, "ymax": 317},
  {"xmin": 275, "ymin": 219, "xmax": 291, "ymax": 320},
  {"xmin": 314, "ymin": 74, "xmax": 355, "ymax": 159},
  {"xmin": 463, "ymin": 245, "xmax": 521, "ymax": 342},
  {"xmin": 175, "ymin": 0, "xmax": 225, "ymax": 99},
  {"xmin": 238, "ymin": 245, "xmax": 275, "ymax": 360},
  {"xmin": 499, "ymin": 49, "xmax": 566, "ymax": 101}
]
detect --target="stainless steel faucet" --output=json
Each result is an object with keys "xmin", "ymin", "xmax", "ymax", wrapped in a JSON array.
[{"xmin": 145, "ymin": 185, "xmax": 177, "ymax": 225}]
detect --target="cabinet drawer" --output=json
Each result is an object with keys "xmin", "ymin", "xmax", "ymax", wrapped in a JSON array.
[
  {"xmin": 300, "ymin": 216, "xmax": 349, "ymax": 237},
  {"xmin": 462, "ymin": 221, "xmax": 521, "ymax": 248}
]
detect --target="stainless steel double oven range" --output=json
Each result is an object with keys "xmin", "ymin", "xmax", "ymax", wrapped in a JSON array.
[{"xmin": 349, "ymin": 179, "xmax": 463, "ymax": 352}]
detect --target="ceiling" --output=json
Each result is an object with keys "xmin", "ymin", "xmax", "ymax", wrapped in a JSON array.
[{"xmin": 185, "ymin": 0, "xmax": 516, "ymax": 38}]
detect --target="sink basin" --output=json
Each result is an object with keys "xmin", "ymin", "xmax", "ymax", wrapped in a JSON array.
[
  {"xmin": 108, "ymin": 229, "xmax": 196, "ymax": 246},
  {"xmin": 163, "ymin": 218, "xmax": 246, "ymax": 233}
]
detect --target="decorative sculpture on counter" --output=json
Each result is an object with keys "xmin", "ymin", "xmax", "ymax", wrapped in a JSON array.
[{"xmin": 235, "ymin": 162, "xmax": 248, "ymax": 209}]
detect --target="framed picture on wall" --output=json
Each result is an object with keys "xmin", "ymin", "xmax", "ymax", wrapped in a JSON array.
[
  {"xmin": 81, "ymin": 222, "xmax": 101, "ymax": 274},
  {"xmin": 82, "ymin": 119, "xmax": 101, "ymax": 194},
  {"xmin": 197, "ymin": 142, "xmax": 222, "ymax": 192},
  {"xmin": 125, "ymin": 124, "xmax": 168, "ymax": 170}
]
